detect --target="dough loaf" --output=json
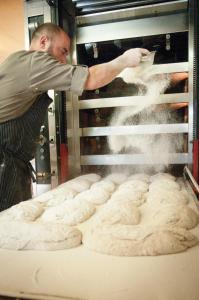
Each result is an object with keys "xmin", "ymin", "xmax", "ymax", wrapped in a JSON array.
[
  {"xmin": 75, "ymin": 173, "xmax": 101, "ymax": 183},
  {"xmin": 119, "ymin": 179, "xmax": 149, "ymax": 193},
  {"xmin": 93, "ymin": 200, "xmax": 141, "ymax": 225},
  {"xmin": 147, "ymin": 189, "xmax": 188, "ymax": 205},
  {"xmin": 40, "ymin": 199, "xmax": 95, "ymax": 226},
  {"xmin": 0, "ymin": 200, "xmax": 44, "ymax": 222},
  {"xmin": 105, "ymin": 173, "xmax": 128, "ymax": 185},
  {"xmin": 33, "ymin": 187, "xmax": 77, "ymax": 206},
  {"xmin": 91, "ymin": 180, "xmax": 116, "ymax": 193},
  {"xmin": 75, "ymin": 187, "xmax": 110, "ymax": 205},
  {"xmin": 110, "ymin": 190, "xmax": 146, "ymax": 206},
  {"xmin": 150, "ymin": 172, "xmax": 176, "ymax": 182},
  {"xmin": 83, "ymin": 224, "xmax": 198, "ymax": 256},
  {"xmin": 149, "ymin": 178, "xmax": 180, "ymax": 192},
  {"xmin": 63, "ymin": 178, "xmax": 91, "ymax": 192},
  {"xmin": 149, "ymin": 204, "xmax": 199, "ymax": 229},
  {"xmin": 0, "ymin": 220, "xmax": 82, "ymax": 251},
  {"xmin": 128, "ymin": 173, "xmax": 150, "ymax": 183}
]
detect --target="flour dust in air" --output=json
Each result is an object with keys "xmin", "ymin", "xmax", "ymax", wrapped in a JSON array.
[{"xmin": 108, "ymin": 67, "xmax": 184, "ymax": 173}]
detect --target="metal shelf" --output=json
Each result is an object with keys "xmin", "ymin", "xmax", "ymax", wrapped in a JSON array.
[
  {"xmin": 81, "ymin": 153, "xmax": 190, "ymax": 165},
  {"xmin": 76, "ymin": 1, "xmax": 187, "ymax": 25},
  {"xmin": 76, "ymin": 12, "xmax": 188, "ymax": 44},
  {"xmin": 78, "ymin": 93, "xmax": 189, "ymax": 110},
  {"xmin": 80, "ymin": 123, "xmax": 188, "ymax": 137}
]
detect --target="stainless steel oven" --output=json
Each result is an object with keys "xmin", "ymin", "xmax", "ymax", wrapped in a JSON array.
[{"xmin": 24, "ymin": 0, "xmax": 199, "ymax": 187}]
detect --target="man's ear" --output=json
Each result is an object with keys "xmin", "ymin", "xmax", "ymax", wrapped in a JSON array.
[{"xmin": 39, "ymin": 35, "xmax": 50, "ymax": 50}]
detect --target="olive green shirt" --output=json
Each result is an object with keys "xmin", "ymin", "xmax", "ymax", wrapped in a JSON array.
[{"xmin": 0, "ymin": 50, "xmax": 88, "ymax": 123}]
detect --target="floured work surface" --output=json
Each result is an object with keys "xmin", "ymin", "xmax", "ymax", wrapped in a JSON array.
[{"xmin": 0, "ymin": 173, "xmax": 199, "ymax": 300}]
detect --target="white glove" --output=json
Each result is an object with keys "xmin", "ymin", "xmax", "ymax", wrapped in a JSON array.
[{"xmin": 121, "ymin": 48, "xmax": 150, "ymax": 68}]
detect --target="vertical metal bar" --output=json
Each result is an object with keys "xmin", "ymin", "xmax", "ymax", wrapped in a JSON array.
[
  {"xmin": 66, "ymin": 36, "xmax": 81, "ymax": 177},
  {"xmin": 42, "ymin": 3, "xmax": 60, "ymax": 188},
  {"xmin": 193, "ymin": 141, "xmax": 199, "ymax": 182},
  {"xmin": 23, "ymin": 0, "xmax": 59, "ymax": 190},
  {"xmin": 188, "ymin": 0, "xmax": 194, "ymax": 169},
  {"xmin": 189, "ymin": 0, "xmax": 199, "ymax": 179}
]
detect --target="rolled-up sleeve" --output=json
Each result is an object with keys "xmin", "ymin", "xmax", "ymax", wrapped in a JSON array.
[
  {"xmin": 70, "ymin": 65, "xmax": 89, "ymax": 95},
  {"xmin": 29, "ymin": 51, "xmax": 89, "ymax": 95}
]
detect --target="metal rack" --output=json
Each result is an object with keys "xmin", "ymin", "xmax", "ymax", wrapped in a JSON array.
[{"xmin": 67, "ymin": 0, "xmax": 192, "ymax": 176}]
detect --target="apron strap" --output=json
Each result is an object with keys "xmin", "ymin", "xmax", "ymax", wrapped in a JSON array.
[{"xmin": 27, "ymin": 162, "xmax": 37, "ymax": 183}]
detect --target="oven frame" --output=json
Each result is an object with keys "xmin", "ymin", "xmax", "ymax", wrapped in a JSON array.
[{"xmin": 66, "ymin": 0, "xmax": 192, "ymax": 176}]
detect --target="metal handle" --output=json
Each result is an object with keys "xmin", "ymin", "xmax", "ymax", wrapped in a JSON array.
[{"xmin": 184, "ymin": 166, "xmax": 199, "ymax": 194}]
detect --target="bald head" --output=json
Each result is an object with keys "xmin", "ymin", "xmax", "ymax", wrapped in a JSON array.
[
  {"xmin": 30, "ymin": 23, "xmax": 71, "ymax": 63},
  {"xmin": 31, "ymin": 23, "xmax": 64, "ymax": 42}
]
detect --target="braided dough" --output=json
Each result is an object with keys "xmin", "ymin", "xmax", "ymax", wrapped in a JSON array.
[
  {"xmin": 83, "ymin": 224, "xmax": 198, "ymax": 256},
  {"xmin": 0, "ymin": 220, "xmax": 82, "ymax": 251},
  {"xmin": 119, "ymin": 179, "xmax": 149, "ymax": 193},
  {"xmin": 75, "ymin": 187, "xmax": 110, "ymax": 205},
  {"xmin": 93, "ymin": 200, "xmax": 141, "ymax": 226},
  {"xmin": 110, "ymin": 190, "xmax": 146, "ymax": 207},
  {"xmin": 149, "ymin": 204, "xmax": 199, "ymax": 229},
  {"xmin": 0, "ymin": 200, "xmax": 44, "ymax": 222},
  {"xmin": 40, "ymin": 199, "xmax": 95, "ymax": 226}
]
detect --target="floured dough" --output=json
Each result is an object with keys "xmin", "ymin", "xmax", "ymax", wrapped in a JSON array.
[
  {"xmin": 119, "ymin": 179, "xmax": 149, "ymax": 193},
  {"xmin": 83, "ymin": 224, "xmax": 198, "ymax": 256},
  {"xmin": 0, "ymin": 200, "xmax": 44, "ymax": 222},
  {"xmin": 40, "ymin": 199, "xmax": 95, "ymax": 226},
  {"xmin": 75, "ymin": 187, "xmax": 110, "ymax": 205},
  {"xmin": 93, "ymin": 201, "xmax": 141, "ymax": 225},
  {"xmin": 128, "ymin": 173, "xmax": 150, "ymax": 183},
  {"xmin": 110, "ymin": 190, "xmax": 146, "ymax": 206},
  {"xmin": 150, "ymin": 172, "xmax": 176, "ymax": 182},
  {"xmin": 149, "ymin": 178, "xmax": 180, "ymax": 192},
  {"xmin": 91, "ymin": 180, "xmax": 116, "ymax": 193},
  {"xmin": 75, "ymin": 173, "xmax": 101, "ymax": 183},
  {"xmin": 33, "ymin": 187, "xmax": 77, "ymax": 206},
  {"xmin": 105, "ymin": 173, "xmax": 128, "ymax": 185},
  {"xmin": 61, "ymin": 178, "xmax": 91, "ymax": 193},
  {"xmin": 0, "ymin": 220, "xmax": 82, "ymax": 251},
  {"xmin": 146, "ymin": 189, "xmax": 189, "ymax": 205},
  {"xmin": 149, "ymin": 204, "xmax": 199, "ymax": 229}
]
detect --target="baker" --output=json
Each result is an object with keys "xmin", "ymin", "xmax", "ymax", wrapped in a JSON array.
[{"xmin": 0, "ymin": 22, "xmax": 149, "ymax": 211}]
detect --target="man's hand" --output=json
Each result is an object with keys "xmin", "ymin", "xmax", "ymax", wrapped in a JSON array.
[
  {"xmin": 85, "ymin": 48, "xmax": 150, "ymax": 90},
  {"xmin": 121, "ymin": 48, "xmax": 150, "ymax": 68},
  {"xmin": 170, "ymin": 72, "xmax": 188, "ymax": 86}
]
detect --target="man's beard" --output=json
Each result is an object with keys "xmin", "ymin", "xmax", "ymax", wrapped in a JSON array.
[{"xmin": 46, "ymin": 45, "xmax": 54, "ymax": 57}]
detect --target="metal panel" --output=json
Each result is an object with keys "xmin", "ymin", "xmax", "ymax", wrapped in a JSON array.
[
  {"xmin": 81, "ymin": 153, "xmax": 190, "ymax": 165},
  {"xmin": 48, "ymin": 90, "xmax": 59, "ymax": 188},
  {"xmin": 81, "ymin": 123, "xmax": 188, "ymax": 137},
  {"xmin": 76, "ymin": 13, "xmax": 188, "ymax": 44},
  {"xmin": 66, "ymin": 93, "xmax": 82, "ymax": 175},
  {"xmin": 78, "ymin": 93, "xmax": 189, "ymax": 110},
  {"xmin": 76, "ymin": 0, "xmax": 188, "ymax": 26},
  {"xmin": 147, "ymin": 62, "xmax": 188, "ymax": 74},
  {"xmin": 74, "ymin": 0, "xmax": 187, "ymax": 16},
  {"xmin": 66, "ymin": 37, "xmax": 82, "ymax": 177}
]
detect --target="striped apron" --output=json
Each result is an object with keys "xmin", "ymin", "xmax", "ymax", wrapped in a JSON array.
[{"xmin": 0, "ymin": 93, "xmax": 52, "ymax": 211}]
